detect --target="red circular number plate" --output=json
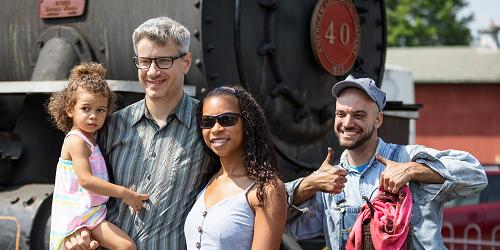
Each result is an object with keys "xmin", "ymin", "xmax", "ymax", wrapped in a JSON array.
[{"xmin": 311, "ymin": 0, "xmax": 360, "ymax": 76}]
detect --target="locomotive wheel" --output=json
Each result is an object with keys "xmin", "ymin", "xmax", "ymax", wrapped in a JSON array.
[
  {"xmin": 30, "ymin": 195, "xmax": 52, "ymax": 250},
  {"xmin": 199, "ymin": 0, "xmax": 386, "ymax": 177}
]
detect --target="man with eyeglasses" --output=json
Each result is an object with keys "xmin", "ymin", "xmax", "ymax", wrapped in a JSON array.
[
  {"xmin": 64, "ymin": 17, "xmax": 213, "ymax": 250},
  {"xmin": 285, "ymin": 75, "xmax": 488, "ymax": 249}
]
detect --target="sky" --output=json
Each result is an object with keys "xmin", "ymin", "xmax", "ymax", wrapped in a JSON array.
[{"xmin": 461, "ymin": 0, "xmax": 500, "ymax": 37}]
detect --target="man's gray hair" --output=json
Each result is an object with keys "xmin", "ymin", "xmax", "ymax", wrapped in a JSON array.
[{"xmin": 132, "ymin": 17, "xmax": 190, "ymax": 55}]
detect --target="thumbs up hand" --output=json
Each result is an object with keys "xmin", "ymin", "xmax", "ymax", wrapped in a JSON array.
[
  {"xmin": 291, "ymin": 148, "xmax": 349, "ymax": 206},
  {"xmin": 308, "ymin": 147, "xmax": 348, "ymax": 194}
]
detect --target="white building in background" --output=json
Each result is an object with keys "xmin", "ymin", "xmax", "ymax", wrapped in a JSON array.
[
  {"xmin": 478, "ymin": 21, "xmax": 500, "ymax": 50},
  {"xmin": 382, "ymin": 65, "xmax": 417, "ymax": 144}
]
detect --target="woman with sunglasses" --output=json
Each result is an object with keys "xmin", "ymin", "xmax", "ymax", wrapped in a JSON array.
[{"xmin": 184, "ymin": 86, "xmax": 287, "ymax": 250}]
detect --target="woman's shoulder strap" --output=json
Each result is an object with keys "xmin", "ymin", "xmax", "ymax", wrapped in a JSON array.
[{"xmin": 245, "ymin": 182, "xmax": 257, "ymax": 193}]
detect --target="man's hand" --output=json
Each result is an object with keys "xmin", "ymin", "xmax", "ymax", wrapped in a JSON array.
[
  {"xmin": 377, "ymin": 154, "xmax": 414, "ymax": 194},
  {"xmin": 64, "ymin": 228, "xmax": 99, "ymax": 250},
  {"xmin": 308, "ymin": 148, "xmax": 348, "ymax": 194},
  {"xmin": 292, "ymin": 148, "xmax": 348, "ymax": 206},
  {"xmin": 377, "ymin": 154, "xmax": 445, "ymax": 194}
]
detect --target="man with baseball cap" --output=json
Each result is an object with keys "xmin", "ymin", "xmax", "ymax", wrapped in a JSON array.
[
  {"xmin": 331, "ymin": 75, "xmax": 386, "ymax": 111},
  {"xmin": 285, "ymin": 75, "xmax": 487, "ymax": 249}
]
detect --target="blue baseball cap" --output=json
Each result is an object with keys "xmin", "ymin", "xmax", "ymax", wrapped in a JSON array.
[{"xmin": 331, "ymin": 75, "xmax": 386, "ymax": 111}]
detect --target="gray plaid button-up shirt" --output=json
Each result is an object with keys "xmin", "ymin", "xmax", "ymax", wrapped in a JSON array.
[{"xmin": 97, "ymin": 93, "xmax": 213, "ymax": 249}]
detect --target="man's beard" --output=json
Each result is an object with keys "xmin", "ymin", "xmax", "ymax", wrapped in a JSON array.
[{"xmin": 336, "ymin": 125, "xmax": 375, "ymax": 150}]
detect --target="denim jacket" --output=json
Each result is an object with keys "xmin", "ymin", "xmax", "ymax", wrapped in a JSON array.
[{"xmin": 286, "ymin": 138, "xmax": 488, "ymax": 250}]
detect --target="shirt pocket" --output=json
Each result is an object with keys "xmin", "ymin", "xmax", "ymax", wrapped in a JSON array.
[
  {"xmin": 325, "ymin": 207, "xmax": 342, "ymax": 248},
  {"xmin": 326, "ymin": 206, "xmax": 360, "ymax": 249}
]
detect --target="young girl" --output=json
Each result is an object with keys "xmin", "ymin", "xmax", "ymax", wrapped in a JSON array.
[
  {"xmin": 47, "ymin": 62, "xmax": 148, "ymax": 250},
  {"xmin": 184, "ymin": 86, "xmax": 287, "ymax": 250}
]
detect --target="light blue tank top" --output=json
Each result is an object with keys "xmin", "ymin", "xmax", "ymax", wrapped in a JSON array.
[{"xmin": 184, "ymin": 182, "xmax": 256, "ymax": 250}]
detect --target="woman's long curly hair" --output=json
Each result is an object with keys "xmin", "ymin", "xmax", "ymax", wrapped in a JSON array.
[
  {"xmin": 197, "ymin": 86, "xmax": 281, "ymax": 206},
  {"xmin": 47, "ymin": 62, "xmax": 117, "ymax": 133}
]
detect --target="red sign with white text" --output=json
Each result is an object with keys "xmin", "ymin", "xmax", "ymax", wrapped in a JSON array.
[
  {"xmin": 310, "ymin": 0, "xmax": 360, "ymax": 76},
  {"xmin": 39, "ymin": 0, "xmax": 86, "ymax": 18}
]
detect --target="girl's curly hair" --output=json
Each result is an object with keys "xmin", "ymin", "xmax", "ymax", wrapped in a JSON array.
[
  {"xmin": 47, "ymin": 62, "xmax": 117, "ymax": 132},
  {"xmin": 197, "ymin": 86, "xmax": 281, "ymax": 206}
]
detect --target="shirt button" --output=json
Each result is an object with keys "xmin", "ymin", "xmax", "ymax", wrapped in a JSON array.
[
  {"xmin": 202, "ymin": 211, "xmax": 207, "ymax": 216},
  {"xmin": 151, "ymin": 152, "xmax": 156, "ymax": 157},
  {"xmin": 198, "ymin": 226, "xmax": 203, "ymax": 233},
  {"xmin": 196, "ymin": 242, "xmax": 201, "ymax": 248}
]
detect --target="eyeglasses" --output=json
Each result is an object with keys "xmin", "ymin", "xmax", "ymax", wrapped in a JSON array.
[
  {"xmin": 132, "ymin": 53, "xmax": 186, "ymax": 69},
  {"xmin": 199, "ymin": 112, "xmax": 241, "ymax": 129}
]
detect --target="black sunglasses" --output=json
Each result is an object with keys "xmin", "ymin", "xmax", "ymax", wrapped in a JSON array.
[{"xmin": 199, "ymin": 112, "xmax": 241, "ymax": 129}]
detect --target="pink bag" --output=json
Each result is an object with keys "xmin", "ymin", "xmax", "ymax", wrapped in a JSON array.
[{"xmin": 346, "ymin": 185, "xmax": 413, "ymax": 250}]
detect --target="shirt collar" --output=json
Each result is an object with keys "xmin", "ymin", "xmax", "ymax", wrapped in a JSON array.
[
  {"xmin": 131, "ymin": 92, "xmax": 193, "ymax": 128},
  {"xmin": 172, "ymin": 92, "xmax": 194, "ymax": 128},
  {"xmin": 340, "ymin": 138, "xmax": 388, "ymax": 170},
  {"xmin": 130, "ymin": 99, "xmax": 145, "ymax": 126}
]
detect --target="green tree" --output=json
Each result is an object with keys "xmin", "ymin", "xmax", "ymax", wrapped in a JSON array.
[{"xmin": 386, "ymin": 0, "xmax": 473, "ymax": 46}]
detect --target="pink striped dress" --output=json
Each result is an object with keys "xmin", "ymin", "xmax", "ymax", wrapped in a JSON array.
[{"xmin": 49, "ymin": 130, "xmax": 109, "ymax": 250}]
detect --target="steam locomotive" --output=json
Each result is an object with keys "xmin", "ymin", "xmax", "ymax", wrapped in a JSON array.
[{"xmin": 0, "ymin": 0, "xmax": 411, "ymax": 249}]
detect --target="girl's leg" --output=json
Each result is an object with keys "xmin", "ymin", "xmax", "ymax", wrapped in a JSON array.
[{"xmin": 90, "ymin": 220, "xmax": 136, "ymax": 250}]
